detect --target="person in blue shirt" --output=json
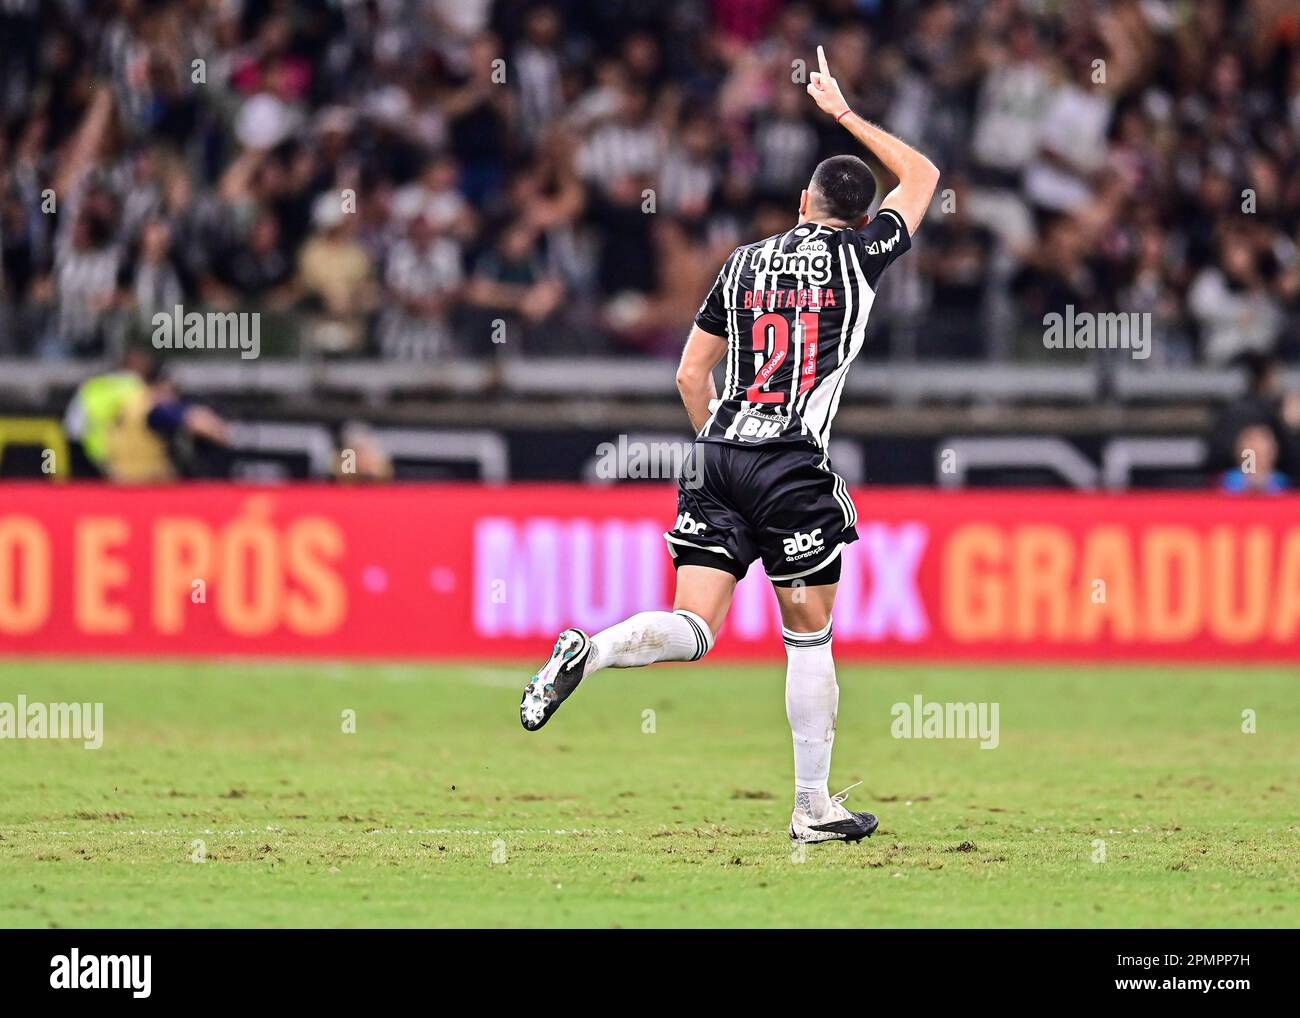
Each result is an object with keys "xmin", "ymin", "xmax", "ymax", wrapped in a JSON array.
[{"xmin": 1221, "ymin": 424, "xmax": 1290, "ymax": 494}]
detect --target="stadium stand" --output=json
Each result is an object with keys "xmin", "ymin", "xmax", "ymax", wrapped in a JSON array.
[{"xmin": 3, "ymin": 0, "xmax": 1300, "ymax": 486}]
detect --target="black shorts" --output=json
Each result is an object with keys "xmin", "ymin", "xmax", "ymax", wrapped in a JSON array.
[{"xmin": 664, "ymin": 439, "xmax": 858, "ymax": 587}]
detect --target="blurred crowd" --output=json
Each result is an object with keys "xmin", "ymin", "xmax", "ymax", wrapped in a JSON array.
[{"xmin": 3, "ymin": 0, "xmax": 1300, "ymax": 365}]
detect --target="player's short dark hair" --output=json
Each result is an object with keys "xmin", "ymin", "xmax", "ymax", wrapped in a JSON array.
[{"xmin": 808, "ymin": 155, "xmax": 876, "ymax": 224}]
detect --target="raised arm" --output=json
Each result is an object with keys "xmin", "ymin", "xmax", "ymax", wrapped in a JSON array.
[{"xmin": 806, "ymin": 45, "xmax": 940, "ymax": 236}]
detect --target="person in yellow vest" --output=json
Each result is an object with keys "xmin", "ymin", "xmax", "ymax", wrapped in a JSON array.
[
  {"xmin": 63, "ymin": 349, "xmax": 152, "ymax": 478},
  {"xmin": 108, "ymin": 359, "xmax": 231, "ymax": 483},
  {"xmin": 66, "ymin": 351, "xmax": 231, "ymax": 482}
]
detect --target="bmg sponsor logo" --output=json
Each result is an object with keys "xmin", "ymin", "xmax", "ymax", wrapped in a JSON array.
[{"xmin": 752, "ymin": 242, "xmax": 833, "ymax": 285}]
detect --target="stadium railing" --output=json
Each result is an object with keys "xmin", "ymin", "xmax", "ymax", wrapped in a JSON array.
[{"xmin": 0, "ymin": 358, "xmax": 1279, "ymax": 405}]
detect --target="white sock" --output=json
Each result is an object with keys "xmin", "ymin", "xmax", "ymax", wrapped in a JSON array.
[
  {"xmin": 784, "ymin": 618, "xmax": 838, "ymax": 819},
  {"xmin": 583, "ymin": 610, "xmax": 713, "ymax": 676}
]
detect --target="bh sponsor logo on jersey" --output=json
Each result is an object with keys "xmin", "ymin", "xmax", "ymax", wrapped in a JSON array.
[
  {"xmin": 783, "ymin": 528, "xmax": 825, "ymax": 561},
  {"xmin": 737, "ymin": 414, "xmax": 784, "ymax": 440},
  {"xmin": 752, "ymin": 241, "xmax": 833, "ymax": 285},
  {"xmin": 862, "ymin": 225, "xmax": 901, "ymax": 256},
  {"xmin": 50, "ymin": 949, "xmax": 151, "ymax": 998},
  {"xmin": 674, "ymin": 511, "xmax": 707, "ymax": 535}
]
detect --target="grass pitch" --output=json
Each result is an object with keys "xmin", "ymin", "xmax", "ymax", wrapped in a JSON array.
[{"xmin": 0, "ymin": 658, "xmax": 1296, "ymax": 928}]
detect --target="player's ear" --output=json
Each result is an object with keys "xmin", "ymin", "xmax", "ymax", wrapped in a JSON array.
[
  {"xmin": 857, "ymin": 213, "xmax": 870, "ymax": 230},
  {"xmin": 799, "ymin": 189, "xmax": 810, "ymax": 217}
]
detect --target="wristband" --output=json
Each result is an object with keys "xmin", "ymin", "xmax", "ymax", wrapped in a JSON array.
[{"xmin": 835, "ymin": 109, "xmax": 852, "ymax": 123}]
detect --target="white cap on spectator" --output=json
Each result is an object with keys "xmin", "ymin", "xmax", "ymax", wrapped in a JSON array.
[
  {"xmin": 236, "ymin": 93, "xmax": 299, "ymax": 150},
  {"xmin": 311, "ymin": 192, "xmax": 346, "ymax": 230},
  {"xmin": 365, "ymin": 85, "xmax": 412, "ymax": 127}
]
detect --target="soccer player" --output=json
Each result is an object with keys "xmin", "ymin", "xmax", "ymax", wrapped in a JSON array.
[{"xmin": 519, "ymin": 47, "xmax": 939, "ymax": 844}]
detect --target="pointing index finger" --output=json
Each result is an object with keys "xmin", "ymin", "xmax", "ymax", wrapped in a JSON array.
[{"xmin": 817, "ymin": 44, "xmax": 830, "ymax": 79}]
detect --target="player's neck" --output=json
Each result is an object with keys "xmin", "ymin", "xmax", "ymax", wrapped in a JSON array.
[{"xmin": 799, "ymin": 215, "xmax": 851, "ymax": 230}]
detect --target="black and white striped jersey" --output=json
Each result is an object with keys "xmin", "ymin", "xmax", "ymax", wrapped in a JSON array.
[{"xmin": 692, "ymin": 208, "xmax": 910, "ymax": 449}]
